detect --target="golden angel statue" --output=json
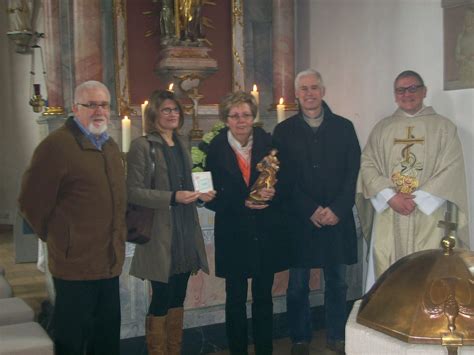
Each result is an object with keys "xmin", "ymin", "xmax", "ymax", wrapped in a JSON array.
[{"xmin": 176, "ymin": 0, "xmax": 215, "ymax": 44}]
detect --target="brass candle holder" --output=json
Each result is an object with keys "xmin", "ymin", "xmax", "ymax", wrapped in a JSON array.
[
  {"xmin": 29, "ymin": 94, "xmax": 46, "ymax": 113},
  {"xmin": 29, "ymin": 84, "xmax": 45, "ymax": 113}
]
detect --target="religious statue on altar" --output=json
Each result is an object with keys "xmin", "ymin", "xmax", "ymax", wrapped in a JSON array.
[
  {"xmin": 158, "ymin": 0, "xmax": 215, "ymax": 46},
  {"xmin": 155, "ymin": 0, "xmax": 218, "ymax": 140},
  {"xmin": 159, "ymin": 0, "xmax": 175, "ymax": 44}
]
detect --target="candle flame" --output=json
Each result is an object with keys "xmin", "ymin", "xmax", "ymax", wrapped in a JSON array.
[
  {"xmin": 279, "ymin": 97, "xmax": 284, "ymax": 105},
  {"xmin": 144, "ymin": 100, "xmax": 148, "ymax": 105},
  {"xmin": 253, "ymin": 84, "xmax": 257, "ymax": 91},
  {"xmin": 124, "ymin": 115, "xmax": 128, "ymax": 120},
  {"xmin": 169, "ymin": 83, "xmax": 174, "ymax": 91}
]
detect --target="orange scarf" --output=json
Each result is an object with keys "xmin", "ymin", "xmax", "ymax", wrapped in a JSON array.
[
  {"xmin": 227, "ymin": 130, "xmax": 253, "ymax": 186},
  {"xmin": 234, "ymin": 150, "xmax": 251, "ymax": 186}
]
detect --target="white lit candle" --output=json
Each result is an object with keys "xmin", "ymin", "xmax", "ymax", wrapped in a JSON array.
[
  {"xmin": 251, "ymin": 84, "xmax": 260, "ymax": 123},
  {"xmin": 122, "ymin": 115, "xmax": 131, "ymax": 153},
  {"xmin": 140, "ymin": 100, "xmax": 148, "ymax": 136},
  {"xmin": 277, "ymin": 97, "xmax": 285, "ymax": 123},
  {"xmin": 168, "ymin": 83, "xmax": 174, "ymax": 92}
]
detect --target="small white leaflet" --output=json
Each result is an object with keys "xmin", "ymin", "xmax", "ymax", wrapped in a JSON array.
[{"xmin": 192, "ymin": 171, "xmax": 214, "ymax": 193}]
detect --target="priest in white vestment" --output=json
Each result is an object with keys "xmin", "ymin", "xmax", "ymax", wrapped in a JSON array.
[{"xmin": 356, "ymin": 70, "xmax": 470, "ymax": 291}]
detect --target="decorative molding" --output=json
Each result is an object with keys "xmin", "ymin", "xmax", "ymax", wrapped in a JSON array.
[
  {"xmin": 232, "ymin": 0, "xmax": 245, "ymax": 91},
  {"xmin": 442, "ymin": 0, "xmax": 474, "ymax": 8},
  {"xmin": 113, "ymin": 0, "xmax": 134, "ymax": 116}
]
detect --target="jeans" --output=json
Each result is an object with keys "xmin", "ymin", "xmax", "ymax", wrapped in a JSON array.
[
  {"xmin": 286, "ymin": 265, "xmax": 347, "ymax": 343},
  {"xmin": 225, "ymin": 273, "xmax": 275, "ymax": 355}
]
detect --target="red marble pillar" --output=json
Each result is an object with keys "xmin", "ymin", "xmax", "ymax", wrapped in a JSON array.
[
  {"xmin": 73, "ymin": 0, "xmax": 103, "ymax": 85},
  {"xmin": 272, "ymin": 0, "xmax": 296, "ymax": 107},
  {"xmin": 43, "ymin": 0, "xmax": 64, "ymax": 110}
]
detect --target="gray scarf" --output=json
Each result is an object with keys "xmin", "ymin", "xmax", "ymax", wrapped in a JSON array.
[{"xmin": 160, "ymin": 134, "xmax": 201, "ymax": 275}]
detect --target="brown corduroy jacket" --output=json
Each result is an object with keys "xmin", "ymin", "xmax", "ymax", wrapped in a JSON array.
[{"xmin": 18, "ymin": 117, "xmax": 126, "ymax": 281}]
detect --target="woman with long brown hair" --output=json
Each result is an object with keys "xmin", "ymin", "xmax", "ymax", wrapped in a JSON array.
[{"xmin": 127, "ymin": 90, "xmax": 215, "ymax": 354}]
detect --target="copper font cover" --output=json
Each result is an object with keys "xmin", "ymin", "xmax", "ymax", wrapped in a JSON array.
[{"xmin": 357, "ymin": 243, "xmax": 474, "ymax": 351}]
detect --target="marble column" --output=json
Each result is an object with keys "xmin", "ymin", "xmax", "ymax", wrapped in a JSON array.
[
  {"xmin": 272, "ymin": 0, "xmax": 296, "ymax": 108},
  {"xmin": 73, "ymin": 0, "xmax": 103, "ymax": 85},
  {"xmin": 43, "ymin": 0, "xmax": 64, "ymax": 111}
]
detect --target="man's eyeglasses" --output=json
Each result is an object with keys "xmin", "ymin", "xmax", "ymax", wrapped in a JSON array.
[
  {"xmin": 161, "ymin": 107, "xmax": 180, "ymax": 115},
  {"xmin": 394, "ymin": 85, "xmax": 424, "ymax": 95},
  {"xmin": 77, "ymin": 102, "xmax": 111, "ymax": 110},
  {"xmin": 228, "ymin": 113, "xmax": 254, "ymax": 120}
]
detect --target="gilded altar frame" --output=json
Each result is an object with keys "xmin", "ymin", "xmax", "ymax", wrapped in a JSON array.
[{"xmin": 113, "ymin": 0, "xmax": 245, "ymax": 116}]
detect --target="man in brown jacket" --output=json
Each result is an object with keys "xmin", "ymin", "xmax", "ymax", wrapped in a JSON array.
[{"xmin": 18, "ymin": 81, "xmax": 126, "ymax": 355}]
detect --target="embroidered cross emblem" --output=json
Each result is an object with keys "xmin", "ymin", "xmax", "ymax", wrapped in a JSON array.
[{"xmin": 394, "ymin": 126, "xmax": 424, "ymax": 163}]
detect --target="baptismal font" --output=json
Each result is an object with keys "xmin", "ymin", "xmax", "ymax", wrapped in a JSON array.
[{"xmin": 357, "ymin": 204, "xmax": 474, "ymax": 355}]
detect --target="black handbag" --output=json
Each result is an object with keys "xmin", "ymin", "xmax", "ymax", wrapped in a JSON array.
[{"xmin": 126, "ymin": 141, "xmax": 156, "ymax": 244}]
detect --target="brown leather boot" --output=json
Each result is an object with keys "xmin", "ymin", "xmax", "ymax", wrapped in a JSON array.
[
  {"xmin": 166, "ymin": 307, "xmax": 184, "ymax": 355},
  {"xmin": 146, "ymin": 315, "xmax": 167, "ymax": 355}
]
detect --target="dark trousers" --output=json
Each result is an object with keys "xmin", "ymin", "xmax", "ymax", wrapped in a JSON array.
[
  {"xmin": 149, "ymin": 272, "xmax": 190, "ymax": 316},
  {"xmin": 53, "ymin": 276, "xmax": 121, "ymax": 355},
  {"xmin": 225, "ymin": 273, "xmax": 274, "ymax": 355},
  {"xmin": 286, "ymin": 265, "xmax": 347, "ymax": 343}
]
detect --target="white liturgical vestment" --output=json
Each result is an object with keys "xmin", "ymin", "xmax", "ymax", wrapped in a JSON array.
[{"xmin": 356, "ymin": 106, "xmax": 469, "ymax": 289}]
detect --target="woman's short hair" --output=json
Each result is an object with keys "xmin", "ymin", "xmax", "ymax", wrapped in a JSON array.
[
  {"xmin": 145, "ymin": 90, "xmax": 184, "ymax": 133},
  {"xmin": 219, "ymin": 91, "xmax": 257, "ymax": 122}
]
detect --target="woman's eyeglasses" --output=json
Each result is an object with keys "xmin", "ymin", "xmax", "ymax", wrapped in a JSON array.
[{"xmin": 161, "ymin": 107, "xmax": 180, "ymax": 115}]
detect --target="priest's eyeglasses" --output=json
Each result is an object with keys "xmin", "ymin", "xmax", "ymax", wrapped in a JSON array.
[
  {"xmin": 161, "ymin": 107, "xmax": 180, "ymax": 115},
  {"xmin": 394, "ymin": 85, "xmax": 424, "ymax": 95},
  {"xmin": 77, "ymin": 102, "xmax": 111, "ymax": 110}
]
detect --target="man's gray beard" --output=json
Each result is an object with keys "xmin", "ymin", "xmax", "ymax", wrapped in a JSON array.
[{"xmin": 88, "ymin": 122, "xmax": 108, "ymax": 135}]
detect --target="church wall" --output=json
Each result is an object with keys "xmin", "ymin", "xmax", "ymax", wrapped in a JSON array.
[
  {"xmin": 297, "ymin": 0, "xmax": 474, "ymax": 247},
  {"xmin": 0, "ymin": 2, "xmax": 44, "ymax": 225}
]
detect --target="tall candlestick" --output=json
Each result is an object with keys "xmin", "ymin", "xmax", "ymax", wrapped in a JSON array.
[
  {"xmin": 122, "ymin": 115, "xmax": 131, "ymax": 152},
  {"xmin": 251, "ymin": 84, "xmax": 260, "ymax": 123},
  {"xmin": 141, "ymin": 100, "xmax": 148, "ymax": 136},
  {"xmin": 277, "ymin": 97, "xmax": 285, "ymax": 123}
]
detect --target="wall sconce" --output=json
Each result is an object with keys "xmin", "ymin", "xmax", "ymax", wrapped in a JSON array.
[
  {"xmin": 7, "ymin": 30, "xmax": 43, "ymax": 54},
  {"xmin": 7, "ymin": 30, "xmax": 33, "ymax": 54},
  {"xmin": 6, "ymin": 1, "xmax": 47, "ymax": 113},
  {"xmin": 6, "ymin": 0, "xmax": 40, "ymax": 54}
]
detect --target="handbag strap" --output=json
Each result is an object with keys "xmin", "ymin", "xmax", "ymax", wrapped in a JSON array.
[{"xmin": 149, "ymin": 141, "xmax": 156, "ymax": 189}]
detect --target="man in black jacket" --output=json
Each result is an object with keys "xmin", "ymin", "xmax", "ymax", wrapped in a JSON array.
[{"xmin": 273, "ymin": 69, "xmax": 360, "ymax": 355}]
